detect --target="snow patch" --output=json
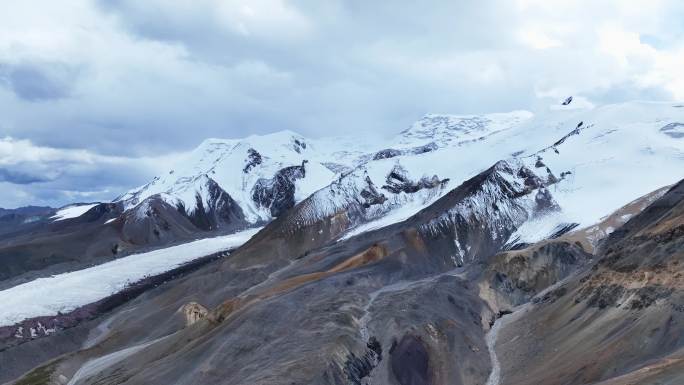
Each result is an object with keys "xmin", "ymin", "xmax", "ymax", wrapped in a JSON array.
[
  {"xmin": 51, "ymin": 204, "xmax": 99, "ymax": 221},
  {"xmin": 506, "ymin": 211, "xmax": 570, "ymax": 245}
]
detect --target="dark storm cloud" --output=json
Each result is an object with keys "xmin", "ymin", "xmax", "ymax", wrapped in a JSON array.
[
  {"xmin": 0, "ymin": 137, "xmax": 164, "ymax": 208},
  {"xmin": 0, "ymin": 167, "xmax": 54, "ymax": 184},
  {"xmin": 0, "ymin": 62, "xmax": 79, "ymax": 102}
]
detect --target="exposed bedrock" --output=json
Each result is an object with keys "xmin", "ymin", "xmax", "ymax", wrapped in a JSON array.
[
  {"xmin": 372, "ymin": 142, "xmax": 438, "ymax": 161},
  {"xmin": 179, "ymin": 177, "xmax": 247, "ymax": 232},
  {"xmin": 242, "ymin": 148, "xmax": 263, "ymax": 173},
  {"xmin": 252, "ymin": 162, "xmax": 307, "ymax": 217},
  {"xmin": 479, "ymin": 240, "xmax": 594, "ymax": 312},
  {"xmin": 381, "ymin": 164, "xmax": 448, "ymax": 195},
  {"xmin": 181, "ymin": 302, "xmax": 209, "ymax": 326},
  {"xmin": 492, "ymin": 180, "xmax": 684, "ymax": 385}
]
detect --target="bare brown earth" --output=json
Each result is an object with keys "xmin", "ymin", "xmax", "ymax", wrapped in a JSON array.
[
  {"xmin": 592, "ymin": 350, "xmax": 684, "ymax": 385},
  {"xmin": 494, "ymin": 181, "xmax": 684, "ymax": 385}
]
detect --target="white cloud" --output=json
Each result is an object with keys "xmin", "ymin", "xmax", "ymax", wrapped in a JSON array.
[
  {"xmin": 0, "ymin": 136, "xmax": 100, "ymax": 166},
  {"xmin": 597, "ymin": 23, "xmax": 684, "ymax": 99},
  {"xmin": 518, "ymin": 26, "xmax": 563, "ymax": 50},
  {"xmin": 0, "ymin": 136, "xmax": 184, "ymax": 207},
  {"xmin": 0, "ymin": 0, "xmax": 682, "ymax": 206},
  {"xmin": 216, "ymin": 0, "xmax": 313, "ymax": 38}
]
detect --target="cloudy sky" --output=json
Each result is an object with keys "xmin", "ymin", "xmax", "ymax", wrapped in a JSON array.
[{"xmin": 1, "ymin": 0, "xmax": 683, "ymax": 208}]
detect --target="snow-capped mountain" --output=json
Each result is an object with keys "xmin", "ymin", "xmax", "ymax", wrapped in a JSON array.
[
  {"xmin": 3, "ymin": 100, "xmax": 684, "ymax": 385},
  {"xmin": 2, "ymin": 101, "xmax": 682, "ymax": 290},
  {"xmin": 13, "ymin": 100, "xmax": 681, "ymax": 264},
  {"xmin": 114, "ymin": 131, "xmax": 375, "ymax": 230},
  {"xmin": 90, "ymin": 101, "xmax": 684, "ymax": 250},
  {"xmin": 109, "ymin": 110, "xmax": 536, "ymax": 234},
  {"xmin": 275, "ymin": 101, "xmax": 684, "ymax": 248}
]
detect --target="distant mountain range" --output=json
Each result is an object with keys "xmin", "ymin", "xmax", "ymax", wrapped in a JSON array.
[{"xmin": 0, "ymin": 206, "xmax": 54, "ymax": 217}]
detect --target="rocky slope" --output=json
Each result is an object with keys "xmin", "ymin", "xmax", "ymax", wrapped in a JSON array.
[
  {"xmin": 4, "ymin": 168, "xmax": 679, "ymax": 385},
  {"xmin": 1, "ymin": 101, "xmax": 684, "ymax": 385},
  {"xmin": 1, "ymin": 156, "xmax": 557, "ymax": 384},
  {"xmin": 491, "ymin": 180, "xmax": 684, "ymax": 385}
]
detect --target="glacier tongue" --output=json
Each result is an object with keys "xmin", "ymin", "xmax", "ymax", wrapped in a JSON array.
[{"xmin": 0, "ymin": 228, "xmax": 261, "ymax": 328}]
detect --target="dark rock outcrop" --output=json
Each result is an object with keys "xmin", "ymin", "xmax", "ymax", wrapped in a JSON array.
[
  {"xmin": 359, "ymin": 176, "xmax": 387, "ymax": 208},
  {"xmin": 243, "ymin": 148, "xmax": 263, "ymax": 173},
  {"xmin": 252, "ymin": 162, "xmax": 307, "ymax": 217},
  {"xmin": 382, "ymin": 165, "xmax": 447, "ymax": 195},
  {"xmin": 660, "ymin": 122, "xmax": 684, "ymax": 138},
  {"xmin": 177, "ymin": 177, "xmax": 247, "ymax": 232},
  {"xmin": 372, "ymin": 148, "xmax": 403, "ymax": 160},
  {"xmin": 294, "ymin": 138, "xmax": 307, "ymax": 152},
  {"xmin": 372, "ymin": 143, "xmax": 438, "ymax": 161},
  {"xmin": 342, "ymin": 337, "xmax": 383, "ymax": 385},
  {"xmin": 122, "ymin": 196, "xmax": 201, "ymax": 245},
  {"xmin": 390, "ymin": 335, "xmax": 432, "ymax": 385},
  {"xmin": 410, "ymin": 142, "xmax": 438, "ymax": 155},
  {"xmin": 484, "ymin": 241, "xmax": 593, "ymax": 307}
]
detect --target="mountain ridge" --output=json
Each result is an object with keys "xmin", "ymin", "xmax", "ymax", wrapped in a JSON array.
[{"xmin": 1, "ymin": 100, "xmax": 684, "ymax": 385}]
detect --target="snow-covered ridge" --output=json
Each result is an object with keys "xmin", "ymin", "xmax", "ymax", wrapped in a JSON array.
[
  {"xmin": 116, "ymin": 131, "xmax": 356, "ymax": 225},
  {"xmin": 271, "ymin": 101, "xmax": 684, "ymax": 244},
  {"xmin": 106, "ymin": 101, "xmax": 684, "ymax": 248},
  {"xmin": 410, "ymin": 102, "xmax": 684, "ymax": 241},
  {"xmin": 111, "ymin": 111, "xmax": 536, "ymax": 232},
  {"xmin": 420, "ymin": 159, "xmax": 557, "ymax": 236},
  {"xmin": 395, "ymin": 110, "xmax": 533, "ymax": 147}
]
